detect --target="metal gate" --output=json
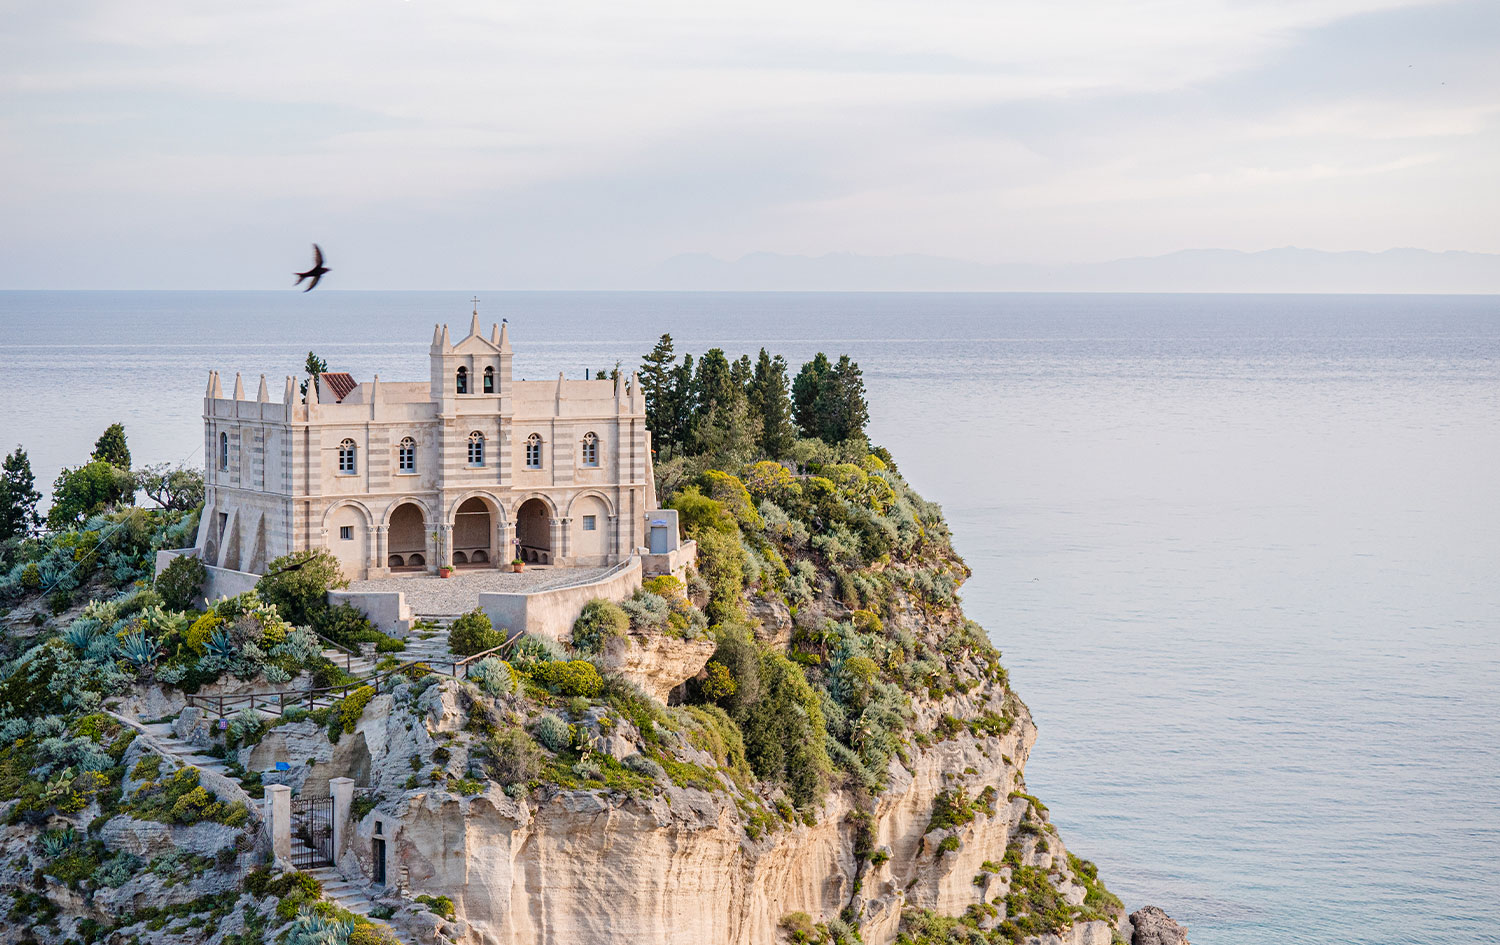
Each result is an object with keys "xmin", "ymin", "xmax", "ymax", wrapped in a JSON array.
[{"xmin": 291, "ymin": 796, "xmax": 334, "ymax": 870}]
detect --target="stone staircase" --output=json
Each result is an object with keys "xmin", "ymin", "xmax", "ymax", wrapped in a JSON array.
[
  {"xmin": 403, "ymin": 615, "xmax": 457, "ymax": 665},
  {"xmin": 302, "ymin": 861, "xmax": 415, "ymax": 944},
  {"xmin": 320, "ymin": 644, "xmax": 380, "ymax": 678},
  {"xmin": 133, "ymin": 718, "xmax": 247, "ymax": 783},
  {"xmin": 115, "ymin": 713, "xmax": 414, "ymax": 945}
]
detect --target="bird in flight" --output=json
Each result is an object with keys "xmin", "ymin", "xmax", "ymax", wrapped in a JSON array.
[{"xmin": 294, "ymin": 244, "xmax": 330, "ymax": 292}]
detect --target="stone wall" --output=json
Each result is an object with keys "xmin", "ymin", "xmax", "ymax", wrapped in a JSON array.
[
  {"xmin": 478, "ymin": 558, "xmax": 642, "ymax": 642},
  {"xmin": 328, "ymin": 588, "xmax": 411, "ymax": 634}
]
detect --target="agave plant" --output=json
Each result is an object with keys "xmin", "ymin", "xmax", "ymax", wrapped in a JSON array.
[
  {"xmin": 284, "ymin": 910, "xmax": 351, "ymax": 945},
  {"xmin": 263, "ymin": 664, "xmax": 292, "ymax": 685},
  {"xmin": 204, "ymin": 628, "xmax": 239, "ymax": 660},
  {"xmin": 119, "ymin": 631, "xmax": 160, "ymax": 669},
  {"xmin": 39, "ymin": 827, "xmax": 75, "ymax": 859},
  {"xmin": 61, "ymin": 620, "xmax": 100, "ymax": 652}
]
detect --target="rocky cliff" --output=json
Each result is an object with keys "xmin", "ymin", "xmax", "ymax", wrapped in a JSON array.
[{"xmin": 0, "ymin": 450, "xmax": 1190, "ymax": 945}]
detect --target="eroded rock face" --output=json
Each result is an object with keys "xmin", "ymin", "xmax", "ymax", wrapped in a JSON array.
[
  {"xmin": 1131, "ymin": 906, "xmax": 1190, "ymax": 945},
  {"xmin": 367, "ymin": 696, "xmax": 1049, "ymax": 945},
  {"xmin": 595, "ymin": 632, "xmax": 716, "ymax": 703}
]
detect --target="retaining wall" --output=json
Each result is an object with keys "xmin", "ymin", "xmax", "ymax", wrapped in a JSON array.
[
  {"xmin": 327, "ymin": 589, "xmax": 411, "ymax": 635},
  {"xmin": 479, "ymin": 558, "xmax": 643, "ymax": 643}
]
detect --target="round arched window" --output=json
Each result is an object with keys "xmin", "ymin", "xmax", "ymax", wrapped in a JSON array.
[
  {"xmin": 338, "ymin": 438, "xmax": 357, "ymax": 474},
  {"xmin": 456, "ymin": 366, "xmax": 469, "ymax": 394},
  {"xmin": 525, "ymin": 433, "xmax": 543, "ymax": 469},
  {"xmin": 467, "ymin": 431, "xmax": 485, "ymax": 466},
  {"xmin": 580, "ymin": 431, "xmax": 599, "ymax": 467}
]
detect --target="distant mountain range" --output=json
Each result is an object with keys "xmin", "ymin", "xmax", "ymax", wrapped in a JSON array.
[{"xmin": 648, "ymin": 248, "xmax": 1500, "ymax": 293}]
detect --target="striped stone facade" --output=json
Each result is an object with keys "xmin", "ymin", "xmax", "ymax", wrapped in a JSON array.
[{"xmin": 195, "ymin": 315, "xmax": 662, "ymax": 581}]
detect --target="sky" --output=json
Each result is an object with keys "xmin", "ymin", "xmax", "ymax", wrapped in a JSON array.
[{"xmin": 1, "ymin": 0, "xmax": 1497, "ymax": 288}]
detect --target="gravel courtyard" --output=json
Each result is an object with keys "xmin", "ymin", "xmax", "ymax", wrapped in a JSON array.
[{"xmin": 347, "ymin": 566, "xmax": 615, "ymax": 615}]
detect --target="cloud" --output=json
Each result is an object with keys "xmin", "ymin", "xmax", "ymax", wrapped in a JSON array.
[{"xmin": 0, "ymin": 0, "xmax": 1495, "ymax": 285}]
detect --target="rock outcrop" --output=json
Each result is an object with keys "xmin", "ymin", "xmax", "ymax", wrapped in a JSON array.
[{"xmin": 1131, "ymin": 905, "xmax": 1191, "ymax": 945}]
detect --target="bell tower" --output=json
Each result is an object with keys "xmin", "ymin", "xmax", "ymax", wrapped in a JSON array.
[{"xmin": 429, "ymin": 298, "xmax": 512, "ymax": 408}]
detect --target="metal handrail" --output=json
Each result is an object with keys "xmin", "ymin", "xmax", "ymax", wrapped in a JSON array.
[
  {"xmin": 184, "ymin": 638, "xmax": 519, "ymax": 718},
  {"xmin": 311, "ymin": 630, "xmax": 359, "ymax": 673}
]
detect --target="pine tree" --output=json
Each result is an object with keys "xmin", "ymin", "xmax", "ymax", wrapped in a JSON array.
[
  {"xmin": 0, "ymin": 446, "xmax": 41, "ymax": 542},
  {"xmin": 792, "ymin": 353, "xmax": 832, "ymax": 438},
  {"xmin": 91, "ymin": 422, "xmax": 132, "ymax": 470},
  {"xmin": 749, "ymin": 349, "xmax": 795, "ymax": 459},
  {"xmin": 820, "ymin": 355, "xmax": 870, "ymax": 444},
  {"xmin": 730, "ymin": 354, "xmax": 753, "ymax": 390},
  {"xmin": 792, "ymin": 352, "xmax": 869, "ymax": 444},
  {"xmin": 665, "ymin": 353, "xmax": 696, "ymax": 457},
  {"xmin": 300, "ymin": 351, "xmax": 329, "ymax": 399},
  {"xmin": 639, "ymin": 334, "xmax": 678, "ymax": 447}
]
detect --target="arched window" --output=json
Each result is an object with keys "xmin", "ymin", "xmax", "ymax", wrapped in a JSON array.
[
  {"xmin": 467, "ymin": 431, "xmax": 485, "ymax": 466},
  {"xmin": 218, "ymin": 432, "xmax": 229, "ymax": 471},
  {"xmin": 338, "ymin": 438, "xmax": 357, "ymax": 474},
  {"xmin": 398, "ymin": 436, "xmax": 416, "ymax": 473},
  {"xmin": 580, "ymin": 431, "xmax": 599, "ymax": 467},
  {"xmin": 456, "ymin": 366, "xmax": 469, "ymax": 394},
  {"xmin": 525, "ymin": 433, "xmax": 542, "ymax": 469},
  {"xmin": 483, "ymin": 366, "xmax": 495, "ymax": 394}
]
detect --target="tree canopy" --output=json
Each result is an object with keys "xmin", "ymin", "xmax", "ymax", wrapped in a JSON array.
[
  {"xmin": 0, "ymin": 446, "xmax": 41, "ymax": 542},
  {"xmin": 638, "ymin": 342, "xmax": 868, "ymax": 466},
  {"xmin": 90, "ymin": 423, "xmax": 132, "ymax": 470}
]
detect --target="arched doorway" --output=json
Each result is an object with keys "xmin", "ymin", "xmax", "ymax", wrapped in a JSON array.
[
  {"xmin": 387, "ymin": 502, "xmax": 427, "ymax": 571},
  {"xmin": 515, "ymin": 498, "xmax": 553, "ymax": 564},
  {"xmin": 452, "ymin": 497, "xmax": 495, "ymax": 568}
]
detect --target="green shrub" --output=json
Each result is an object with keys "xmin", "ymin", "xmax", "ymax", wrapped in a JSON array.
[
  {"xmin": 255, "ymin": 549, "xmax": 347, "ymax": 625},
  {"xmin": 699, "ymin": 660, "xmax": 736, "ymax": 700},
  {"xmin": 156, "ymin": 554, "xmax": 207, "ymax": 611},
  {"xmin": 415, "ymin": 894, "xmax": 455, "ymax": 919},
  {"xmin": 570, "ymin": 599, "xmax": 628, "ymax": 654},
  {"xmin": 332, "ymin": 685, "xmax": 376, "ymax": 735},
  {"xmin": 484, "ymin": 728, "xmax": 543, "ymax": 787},
  {"xmin": 531, "ymin": 659, "xmax": 603, "ymax": 698},
  {"xmin": 448, "ymin": 609, "xmax": 504, "ymax": 656},
  {"xmin": 531, "ymin": 713, "xmax": 571, "ymax": 752}
]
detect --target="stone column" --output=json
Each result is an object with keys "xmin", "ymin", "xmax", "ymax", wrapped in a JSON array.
[
  {"xmin": 374, "ymin": 525, "xmax": 389, "ymax": 575},
  {"xmin": 330, "ymin": 777, "xmax": 354, "ymax": 859},
  {"xmin": 607, "ymin": 514, "xmax": 620, "ymax": 561},
  {"xmin": 495, "ymin": 519, "xmax": 510, "ymax": 567},
  {"xmin": 548, "ymin": 517, "xmax": 564, "ymax": 565},
  {"xmin": 265, "ymin": 784, "xmax": 292, "ymax": 867},
  {"xmin": 439, "ymin": 523, "xmax": 454, "ymax": 570}
]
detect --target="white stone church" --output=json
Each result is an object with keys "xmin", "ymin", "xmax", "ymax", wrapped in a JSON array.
[{"xmin": 195, "ymin": 312, "xmax": 673, "ymax": 581}]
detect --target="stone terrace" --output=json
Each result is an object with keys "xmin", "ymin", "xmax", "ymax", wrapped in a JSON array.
[{"xmin": 347, "ymin": 566, "xmax": 615, "ymax": 616}]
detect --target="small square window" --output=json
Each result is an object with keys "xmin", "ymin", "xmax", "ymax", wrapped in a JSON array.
[
  {"xmin": 582, "ymin": 515, "xmax": 596, "ymax": 531},
  {"xmin": 339, "ymin": 526, "xmax": 353, "ymax": 540}
]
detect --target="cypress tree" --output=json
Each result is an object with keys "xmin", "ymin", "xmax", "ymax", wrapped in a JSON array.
[
  {"xmin": 639, "ymin": 334, "xmax": 678, "ymax": 445},
  {"xmin": 749, "ymin": 349, "xmax": 795, "ymax": 459},
  {"xmin": 91, "ymin": 422, "xmax": 132, "ymax": 470},
  {"xmin": 0, "ymin": 446, "xmax": 41, "ymax": 542}
]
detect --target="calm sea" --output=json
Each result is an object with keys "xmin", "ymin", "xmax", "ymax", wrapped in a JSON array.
[{"xmin": 2, "ymin": 290, "xmax": 1498, "ymax": 945}]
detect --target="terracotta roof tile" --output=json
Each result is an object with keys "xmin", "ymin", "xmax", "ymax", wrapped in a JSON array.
[{"xmin": 320, "ymin": 372, "xmax": 357, "ymax": 402}]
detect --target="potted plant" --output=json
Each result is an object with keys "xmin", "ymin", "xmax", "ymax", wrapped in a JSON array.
[{"xmin": 511, "ymin": 557, "xmax": 524, "ymax": 573}]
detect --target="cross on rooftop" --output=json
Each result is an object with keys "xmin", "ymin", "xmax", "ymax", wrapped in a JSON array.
[{"xmin": 471, "ymin": 296, "xmax": 480, "ymax": 315}]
